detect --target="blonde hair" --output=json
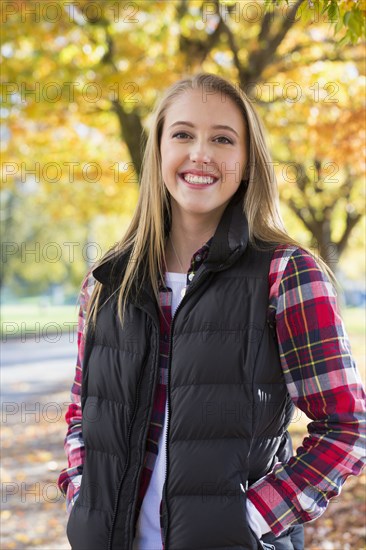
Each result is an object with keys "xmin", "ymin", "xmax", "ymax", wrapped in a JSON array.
[{"xmin": 85, "ymin": 72, "xmax": 333, "ymax": 332}]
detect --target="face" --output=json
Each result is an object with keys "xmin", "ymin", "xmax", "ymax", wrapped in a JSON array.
[{"xmin": 160, "ymin": 88, "xmax": 248, "ymax": 227}]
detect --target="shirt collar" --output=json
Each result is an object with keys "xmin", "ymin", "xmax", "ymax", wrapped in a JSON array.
[{"xmin": 158, "ymin": 237, "xmax": 213, "ymax": 291}]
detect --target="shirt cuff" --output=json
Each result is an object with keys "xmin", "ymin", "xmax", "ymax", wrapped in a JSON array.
[{"xmin": 246, "ymin": 498, "xmax": 272, "ymax": 539}]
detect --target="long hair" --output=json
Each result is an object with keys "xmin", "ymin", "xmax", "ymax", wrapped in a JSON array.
[{"xmin": 85, "ymin": 72, "xmax": 333, "ymax": 332}]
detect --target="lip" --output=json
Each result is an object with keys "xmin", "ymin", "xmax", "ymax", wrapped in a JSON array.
[
  {"xmin": 178, "ymin": 173, "xmax": 219, "ymax": 189},
  {"xmin": 180, "ymin": 169, "xmax": 219, "ymax": 178}
]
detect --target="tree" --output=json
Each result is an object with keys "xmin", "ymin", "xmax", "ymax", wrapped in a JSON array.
[{"xmin": 1, "ymin": 0, "xmax": 365, "ymax": 279}]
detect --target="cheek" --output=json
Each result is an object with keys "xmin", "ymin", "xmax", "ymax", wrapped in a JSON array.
[
  {"xmin": 160, "ymin": 146, "xmax": 168, "ymax": 173},
  {"xmin": 161, "ymin": 148, "xmax": 179, "ymax": 174},
  {"xmin": 220, "ymin": 153, "xmax": 245, "ymax": 184},
  {"xmin": 227, "ymin": 152, "xmax": 246, "ymax": 172},
  {"xmin": 161, "ymin": 156, "xmax": 175, "ymax": 185}
]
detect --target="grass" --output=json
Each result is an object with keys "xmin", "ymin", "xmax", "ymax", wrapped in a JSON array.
[
  {"xmin": 341, "ymin": 306, "xmax": 365, "ymax": 336},
  {"xmin": 1, "ymin": 303, "xmax": 79, "ymax": 340},
  {"xmin": 341, "ymin": 307, "xmax": 366, "ymax": 381}
]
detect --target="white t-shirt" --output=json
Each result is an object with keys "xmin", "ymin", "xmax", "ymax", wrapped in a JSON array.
[
  {"xmin": 132, "ymin": 272, "xmax": 186, "ymax": 550},
  {"xmin": 132, "ymin": 272, "xmax": 269, "ymax": 549}
]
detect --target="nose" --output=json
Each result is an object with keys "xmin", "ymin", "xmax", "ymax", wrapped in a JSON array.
[{"xmin": 189, "ymin": 141, "xmax": 212, "ymax": 164}]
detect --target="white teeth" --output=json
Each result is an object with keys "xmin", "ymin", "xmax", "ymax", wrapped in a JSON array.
[{"xmin": 182, "ymin": 173, "xmax": 216, "ymax": 185}]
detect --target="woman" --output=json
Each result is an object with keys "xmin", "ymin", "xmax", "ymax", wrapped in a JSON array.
[{"xmin": 58, "ymin": 73, "xmax": 365, "ymax": 550}]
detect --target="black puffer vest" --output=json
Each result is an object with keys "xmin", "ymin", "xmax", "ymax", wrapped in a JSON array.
[{"xmin": 67, "ymin": 192, "xmax": 294, "ymax": 550}]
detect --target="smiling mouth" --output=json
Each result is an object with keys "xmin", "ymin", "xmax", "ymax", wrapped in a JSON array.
[{"xmin": 179, "ymin": 173, "xmax": 218, "ymax": 185}]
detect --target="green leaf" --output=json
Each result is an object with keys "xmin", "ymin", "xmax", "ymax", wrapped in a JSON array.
[
  {"xmin": 334, "ymin": 16, "xmax": 343, "ymax": 36},
  {"xmin": 343, "ymin": 11, "xmax": 352, "ymax": 26},
  {"xmin": 338, "ymin": 33, "xmax": 351, "ymax": 47},
  {"xmin": 328, "ymin": 2, "xmax": 340, "ymax": 22},
  {"xmin": 321, "ymin": 0, "xmax": 331, "ymax": 16},
  {"xmin": 348, "ymin": 12, "xmax": 361, "ymax": 34}
]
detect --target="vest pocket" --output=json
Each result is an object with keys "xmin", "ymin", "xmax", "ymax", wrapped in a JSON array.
[
  {"xmin": 247, "ymin": 522, "xmax": 272, "ymax": 550},
  {"xmin": 66, "ymin": 499, "xmax": 79, "ymax": 548},
  {"xmin": 240, "ymin": 478, "xmax": 264, "ymax": 550}
]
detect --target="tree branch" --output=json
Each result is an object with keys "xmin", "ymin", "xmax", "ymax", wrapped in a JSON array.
[
  {"xmin": 258, "ymin": 2, "xmax": 276, "ymax": 44},
  {"xmin": 177, "ymin": 0, "xmax": 226, "ymax": 66},
  {"xmin": 287, "ymin": 198, "xmax": 318, "ymax": 235},
  {"xmin": 240, "ymin": 0, "xmax": 306, "ymax": 89},
  {"xmin": 217, "ymin": 12, "xmax": 242, "ymax": 76},
  {"xmin": 110, "ymin": 101, "xmax": 145, "ymax": 180},
  {"xmin": 266, "ymin": 0, "xmax": 306, "ymax": 56},
  {"xmin": 66, "ymin": 4, "xmax": 146, "ymax": 177},
  {"xmin": 176, "ymin": 0, "xmax": 189, "ymax": 20},
  {"xmin": 269, "ymin": 53, "xmax": 365, "ymax": 75},
  {"xmin": 337, "ymin": 212, "xmax": 363, "ymax": 257}
]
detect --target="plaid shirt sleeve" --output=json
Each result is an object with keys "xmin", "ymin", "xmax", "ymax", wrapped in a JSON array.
[
  {"xmin": 247, "ymin": 245, "xmax": 366, "ymax": 536},
  {"xmin": 57, "ymin": 270, "xmax": 95, "ymax": 513}
]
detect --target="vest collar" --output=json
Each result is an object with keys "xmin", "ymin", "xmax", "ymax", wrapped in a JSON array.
[
  {"xmin": 92, "ymin": 188, "xmax": 248, "ymax": 287},
  {"xmin": 204, "ymin": 188, "xmax": 248, "ymax": 271}
]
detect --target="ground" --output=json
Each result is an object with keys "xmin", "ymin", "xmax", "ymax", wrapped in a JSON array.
[{"xmin": 1, "ymin": 388, "xmax": 365, "ymax": 550}]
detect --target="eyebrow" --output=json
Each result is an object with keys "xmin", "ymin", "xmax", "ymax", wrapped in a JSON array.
[{"xmin": 169, "ymin": 121, "xmax": 239, "ymax": 138}]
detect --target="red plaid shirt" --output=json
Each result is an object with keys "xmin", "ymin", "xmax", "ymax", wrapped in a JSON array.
[{"xmin": 58, "ymin": 242, "xmax": 366, "ymax": 542}]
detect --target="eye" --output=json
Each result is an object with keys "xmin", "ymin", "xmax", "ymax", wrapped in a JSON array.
[
  {"xmin": 172, "ymin": 131, "xmax": 191, "ymax": 139},
  {"xmin": 214, "ymin": 136, "xmax": 233, "ymax": 145},
  {"xmin": 171, "ymin": 132, "xmax": 233, "ymax": 144}
]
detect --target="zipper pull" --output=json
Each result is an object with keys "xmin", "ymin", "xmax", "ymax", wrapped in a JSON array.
[{"xmin": 240, "ymin": 480, "xmax": 248, "ymax": 493}]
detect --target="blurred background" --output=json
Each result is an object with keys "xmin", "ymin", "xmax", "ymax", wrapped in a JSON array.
[{"xmin": 1, "ymin": 1, "xmax": 365, "ymax": 548}]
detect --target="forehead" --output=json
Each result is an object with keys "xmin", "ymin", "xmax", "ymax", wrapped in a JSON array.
[{"xmin": 163, "ymin": 89, "xmax": 245, "ymax": 131}]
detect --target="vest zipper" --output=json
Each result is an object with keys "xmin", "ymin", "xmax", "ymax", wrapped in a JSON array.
[
  {"xmin": 162, "ymin": 268, "xmax": 212, "ymax": 549},
  {"xmin": 107, "ymin": 344, "xmax": 153, "ymax": 550}
]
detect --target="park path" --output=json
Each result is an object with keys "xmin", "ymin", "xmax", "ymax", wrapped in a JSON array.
[
  {"xmin": 2, "ymin": 334, "xmax": 75, "ymax": 549},
  {"xmin": 2, "ymin": 332, "xmax": 77, "ymax": 402}
]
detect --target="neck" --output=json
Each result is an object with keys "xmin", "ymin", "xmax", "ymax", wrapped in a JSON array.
[{"xmin": 165, "ymin": 205, "xmax": 223, "ymax": 273}]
